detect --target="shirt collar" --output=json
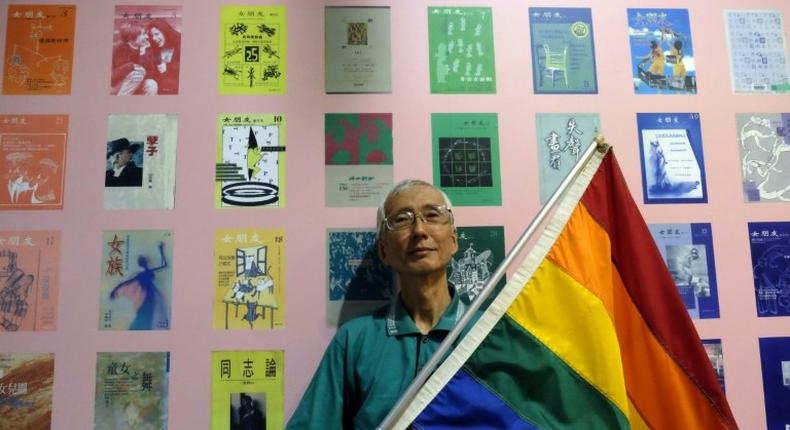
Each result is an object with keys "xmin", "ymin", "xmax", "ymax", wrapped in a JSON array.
[{"xmin": 385, "ymin": 285, "xmax": 466, "ymax": 337}]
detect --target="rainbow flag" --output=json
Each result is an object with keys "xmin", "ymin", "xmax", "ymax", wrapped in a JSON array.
[{"xmin": 392, "ymin": 150, "xmax": 738, "ymax": 429}]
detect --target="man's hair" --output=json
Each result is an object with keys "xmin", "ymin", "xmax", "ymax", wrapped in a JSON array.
[
  {"xmin": 376, "ymin": 179, "xmax": 454, "ymax": 241},
  {"xmin": 119, "ymin": 23, "xmax": 145, "ymax": 44}
]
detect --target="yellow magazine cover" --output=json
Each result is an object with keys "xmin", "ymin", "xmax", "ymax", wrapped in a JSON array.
[{"xmin": 213, "ymin": 229, "xmax": 285, "ymax": 330}]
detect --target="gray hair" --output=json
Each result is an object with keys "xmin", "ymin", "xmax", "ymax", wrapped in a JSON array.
[{"xmin": 376, "ymin": 179, "xmax": 454, "ymax": 240}]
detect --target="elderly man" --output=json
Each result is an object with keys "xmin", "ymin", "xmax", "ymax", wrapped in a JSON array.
[{"xmin": 287, "ymin": 179, "xmax": 475, "ymax": 429}]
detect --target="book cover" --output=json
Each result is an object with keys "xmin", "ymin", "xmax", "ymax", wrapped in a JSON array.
[
  {"xmin": 637, "ymin": 112, "xmax": 708, "ymax": 204},
  {"xmin": 2, "ymin": 5, "xmax": 76, "ymax": 95},
  {"xmin": 648, "ymin": 223, "xmax": 720, "ymax": 319},
  {"xmin": 214, "ymin": 229, "xmax": 285, "ymax": 330},
  {"xmin": 748, "ymin": 222, "xmax": 790, "ymax": 317},
  {"xmin": 0, "ymin": 114, "xmax": 68, "ymax": 210},
  {"xmin": 725, "ymin": 10, "xmax": 790, "ymax": 94},
  {"xmin": 759, "ymin": 337, "xmax": 790, "ymax": 429},
  {"xmin": 0, "ymin": 230, "xmax": 60, "ymax": 331},
  {"xmin": 94, "ymin": 351, "xmax": 169, "ymax": 430},
  {"xmin": 450, "ymin": 226, "xmax": 505, "ymax": 304},
  {"xmin": 325, "ymin": 6, "xmax": 391, "ymax": 93},
  {"xmin": 216, "ymin": 114, "xmax": 286, "ymax": 208},
  {"xmin": 431, "ymin": 113, "xmax": 501, "ymax": 206},
  {"xmin": 529, "ymin": 7, "xmax": 598, "ymax": 94},
  {"xmin": 104, "ymin": 114, "xmax": 178, "ymax": 209},
  {"xmin": 219, "ymin": 6, "xmax": 287, "ymax": 95},
  {"xmin": 0, "ymin": 353, "xmax": 54, "ymax": 430},
  {"xmin": 535, "ymin": 113, "xmax": 600, "ymax": 204},
  {"xmin": 702, "ymin": 339, "xmax": 726, "ymax": 393},
  {"xmin": 211, "ymin": 350, "xmax": 284, "ymax": 430},
  {"xmin": 110, "ymin": 6, "xmax": 182, "ymax": 95},
  {"xmin": 99, "ymin": 230, "xmax": 173, "ymax": 331},
  {"xmin": 325, "ymin": 113, "xmax": 393, "ymax": 207},
  {"xmin": 428, "ymin": 6, "xmax": 496, "ymax": 94},
  {"xmin": 736, "ymin": 113, "xmax": 790, "ymax": 202}
]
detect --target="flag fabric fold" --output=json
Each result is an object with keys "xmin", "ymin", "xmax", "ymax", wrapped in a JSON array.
[{"xmin": 393, "ymin": 149, "xmax": 738, "ymax": 430}]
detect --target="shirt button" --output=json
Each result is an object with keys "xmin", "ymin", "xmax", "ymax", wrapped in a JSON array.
[{"xmin": 422, "ymin": 337, "xmax": 429, "ymax": 344}]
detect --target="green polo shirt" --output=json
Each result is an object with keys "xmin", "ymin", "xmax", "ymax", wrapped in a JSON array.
[{"xmin": 287, "ymin": 288, "xmax": 474, "ymax": 430}]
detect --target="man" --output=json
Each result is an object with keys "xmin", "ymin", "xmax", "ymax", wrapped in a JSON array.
[
  {"xmin": 105, "ymin": 138, "xmax": 143, "ymax": 187},
  {"xmin": 287, "ymin": 179, "xmax": 475, "ymax": 429}
]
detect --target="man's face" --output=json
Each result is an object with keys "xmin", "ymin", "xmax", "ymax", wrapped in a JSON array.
[
  {"xmin": 378, "ymin": 185, "xmax": 457, "ymax": 277},
  {"xmin": 116, "ymin": 149, "xmax": 132, "ymax": 167},
  {"xmin": 132, "ymin": 29, "xmax": 149, "ymax": 49}
]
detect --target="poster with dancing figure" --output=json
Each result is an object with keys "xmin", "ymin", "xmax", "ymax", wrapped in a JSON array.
[
  {"xmin": 748, "ymin": 222, "xmax": 790, "ymax": 317},
  {"xmin": 214, "ymin": 229, "xmax": 285, "ymax": 330},
  {"xmin": 0, "ymin": 353, "xmax": 54, "ymax": 429},
  {"xmin": 736, "ymin": 113, "xmax": 790, "ymax": 202},
  {"xmin": 216, "ymin": 114, "xmax": 286, "ymax": 208},
  {"xmin": 99, "ymin": 230, "xmax": 173, "ymax": 331}
]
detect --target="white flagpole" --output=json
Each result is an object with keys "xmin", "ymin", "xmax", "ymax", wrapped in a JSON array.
[{"xmin": 376, "ymin": 136, "xmax": 609, "ymax": 430}]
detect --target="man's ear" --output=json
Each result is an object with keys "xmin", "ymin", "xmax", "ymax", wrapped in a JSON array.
[{"xmin": 377, "ymin": 239, "xmax": 388, "ymax": 264}]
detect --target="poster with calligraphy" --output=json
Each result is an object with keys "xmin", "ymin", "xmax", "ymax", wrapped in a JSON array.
[
  {"xmin": 428, "ymin": 6, "xmax": 496, "ymax": 94},
  {"xmin": 736, "ymin": 113, "xmax": 790, "ymax": 202},
  {"xmin": 529, "ymin": 7, "xmax": 598, "ymax": 94},
  {"xmin": 326, "ymin": 228, "xmax": 393, "ymax": 326},
  {"xmin": 637, "ymin": 112, "xmax": 708, "ymax": 204},
  {"xmin": 702, "ymin": 339, "xmax": 726, "ymax": 393},
  {"xmin": 748, "ymin": 222, "xmax": 790, "ymax": 318},
  {"xmin": 627, "ymin": 8, "xmax": 697, "ymax": 94},
  {"xmin": 450, "ymin": 226, "xmax": 505, "ymax": 306},
  {"xmin": 648, "ymin": 223, "xmax": 720, "ymax": 319},
  {"xmin": 325, "ymin": 113, "xmax": 393, "ymax": 207},
  {"xmin": 2, "ymin": 5, "xmax": 76, "ymax": 95},
  {"xmin": 0, "ymin": 114, "xmax": 68, "ymax": 210},
  {"xmin": 535, "ymin": 113, "xmax": 600, "ymax": 204},
  {"xmin": 725, "ymin": 10, "xmax": 790, "ymax": 94},
  {"xmin": 99, "ymin": 230, "xmax": 174, "ymax": 331},
  {"xmin": 0, "ymin": 230, "xmax": 60, "ymax": 332},
  {"xmin": 214, "ymin": 228, "xmax": 285, "ymax": 330},
  {"xmin": 211, "ymin": 350, "xmax": 284, "ymax": 430},
  {"xmin": 110, "ymin": 5, "xmax": 182, "ymax": 95},
  {"xmin": 431, "ymin": 113, "xmax": 501, "ymax": 206},
  {"xmin": 325, "ymin": 6, "xmax": 391, "ymax": 93},
  {"xmin": 219, "ymin": 6, "xmax": 287, "ymax": 95},
  {"xmin": 104, "ymin": 114, "xmax": 178, "ymax": 210},
  {"xmin": 216, "ymin": 114, "xmax": 286, "ymax": 208},
  {"xmin": 94, "ymin": 351, "xmax": 169, "ymax": 430},
  {"xmin": 0, "ymin": 353, "xmax": 54, "ymax": 429},
  {"xmin": 759, "ymin": 337, "xmax": 790, "ymax": 429}
]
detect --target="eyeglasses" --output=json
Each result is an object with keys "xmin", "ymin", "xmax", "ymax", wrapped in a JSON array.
[{"xmin": 382, "ymin": 204, "xmax": 453, "ymax": 232}]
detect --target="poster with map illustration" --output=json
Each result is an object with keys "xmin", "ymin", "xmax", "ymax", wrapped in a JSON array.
[{"xmin": 736, "ymin": 113, "xmax": 790, "ymax": 202}]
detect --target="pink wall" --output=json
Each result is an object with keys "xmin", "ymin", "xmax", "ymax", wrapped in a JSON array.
[{"xmin": 1, "ymin": 0, "xmax": 789, "ymax": 428}]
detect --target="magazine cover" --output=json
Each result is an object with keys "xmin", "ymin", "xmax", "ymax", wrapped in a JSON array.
[
  {"xmin": 627, "ymin": 8, "xmax": 697, "ymax": 94},
  {"xmin": 637, "ymin": 112, "xmax": 708, "ymax": 204},
  {"xmin": 736, "ymin": 113, "xmax": 790, "ymax": 202},
  {"xmin": 535, "ymin": 113, "xmax": 600, "ymax": 204},
  {"xmin": 216, "ymin": 114, "xmax": 286, "ymax": 208},
  {"xmin": 219, "ymin": 6, "xmax": 287, "ymax": 95},
  {"xmin": 213, "ymin": 229, "xmax": 285, "ymax": 330},
  {"xmin": 0, "ymin": 114, "xmax": 68, "ymax": 210},
  {"xmin": 529, "ymin": 7, "xmax": 598, "ymax": 94},
  {"xmin": 325, "ymin": 6, "xmax": 391, "ymax": 93},
  {"xmin": 427, "ymin": 7, "xmax": 496, "ymax": 94},
  {"xmin": 0, "ymin": 353, "xmax": 54, "ymax": 429},
  {"xmin": 702, "ymin": 339, "xmax": 726, "ymax": 393},
  {"xmin": 759, "ymin": 337, "xmax": 790, "ymax": 429},
  {"xmin": 211, "ymin": 350, "xmax": 284, "ymax": 430},
  {"xmin": 94, "ymin": 351, "xmax": 169, "ymax": 430},
  {"xmin": 748, "ymin": 222, "xmax": 790, "ymax": 317},
  {"xmin": 0, "ymin": 230, "xmax": 60, "ymax": 331},
  {"xmin": 725, "ymin": 10, "xmax": 790, "ymax": 94},
  {"xmin": 648, "ymin": 223, "xmax": 720, "ymax": 319},
  {"xmin": 431, "ymin": 113, "xmax": 501, "ymax": 206},
  {"xmin": 104, "ymin": 114, "xmax": 178, "ymax": 209},
  {"xmin": 450, "ymin": 226, "xmax": 505, "ymax": 304},
  {"xmin": 326, "ymin": 228, "xmax": 394, "ymax": 326},
  {"xmin": 110, "ymin": 6, "xmax": 182, "ymax": 95},
  {"xmin": 325, "ymin": 113, "xmax": 393, "ymax": 207},
  {"xmin": 99, "ymin": 230, "xmax": 174, "ymax": 331},
  {"xmin": 2, "ymin": 5, "xmax": 76, "ymax": 95}
]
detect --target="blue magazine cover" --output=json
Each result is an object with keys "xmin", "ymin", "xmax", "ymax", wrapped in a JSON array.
[
  {"xmin": 748, "ymin": 222, "xmax": 790, "ymax": 317},
  {"xmin": 759, "ymin": 337, "xmax": 790, "ymax": 429},
  {"xmin": 648, "ymin": 223, "xmax": 720, "ymax": 319},
  {"xmin": 637, "ymin": 112, "xmax": 708, "ymax": 204},
  {"xmin": 528, "ymin": 7, "xmax": 598, "ymax": 94},
  {"xmin": 627, "ymin": 8, "xmax": 697, "ymax": 94},
  {"xmin": 702, "ymin": 339, "xmax": 726, "ymax": 393}
]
